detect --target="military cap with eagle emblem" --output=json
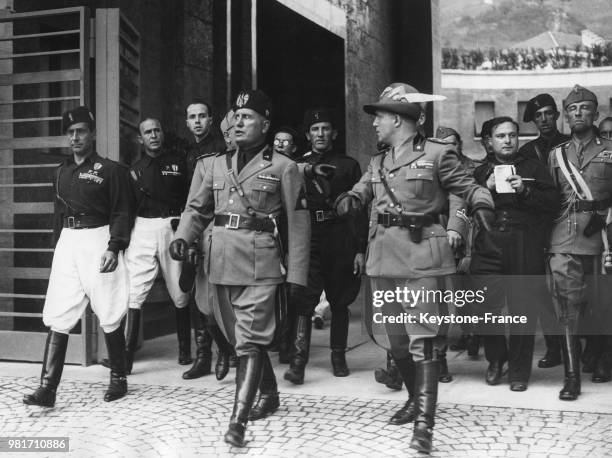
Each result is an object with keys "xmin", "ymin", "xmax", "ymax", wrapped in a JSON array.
[{"xmin": 233, "ymin": 89, "xmax": 272, "ymax": 119}]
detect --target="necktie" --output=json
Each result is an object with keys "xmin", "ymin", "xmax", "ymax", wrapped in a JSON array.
[{"xmin": 576, "ymin": 142, "xmax": 585, "ymax": 167}]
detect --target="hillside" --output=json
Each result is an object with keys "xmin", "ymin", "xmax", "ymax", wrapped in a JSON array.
[{"xmin": 441, "ymin": 0, "xmax": 612, "ymax": 49}]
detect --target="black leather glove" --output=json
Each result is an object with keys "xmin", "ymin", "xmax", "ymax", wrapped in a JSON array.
[
  {"xmin": 304, "ymin": 164, "xmax": 336, "ymax": 179},
  {"xmin": 169, "ymin": 238, "xmax": 188, "ymax": 261},
  {"xmin": 334, "ymin": 192, "xmax": 362, "ymax": 218},
  {"xmin": 473, "ymin": 208, "xmax": 495, "ymax": 232}
]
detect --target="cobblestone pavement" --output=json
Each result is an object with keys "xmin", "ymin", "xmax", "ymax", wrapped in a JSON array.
[{"xmin": 2, "ymin": 376, "xmax": 612, "ymax": 457}]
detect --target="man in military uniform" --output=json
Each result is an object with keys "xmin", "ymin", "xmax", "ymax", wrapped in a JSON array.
[
  {"xmin": 470, "ymin": 117, "xmax": 559, "ymax": 391},
  {"xmin": 518, "ymin": 94, "xmax": 569, "ymax": 370},
  {"xmin": 548, "ymin": 85, "xmax": 612, "ymax": 398},
  {"xmin": 24, "ymin": 107, "xmax": 132, "ymax": 407},
  {"xmin": 170, "ymin": 90, "xmax": 310, "ymax": 447},
  {"xmin": 373, "ymin": 126, "xmax": 471, "ymax": 391},
  {"xmin": 181, "ymin": 102, "xmax": 234, "ymax": 381},
  {"xmin": 335, "ymin": 83, "xmax": 494, "ymax": 453},
  {"xmin": 284, "ymin": 107, "xmax": 366, "ymax": 384},
  {"xmin": 106, "ymin": 118, "xmax": 192, "ymax": 374}
]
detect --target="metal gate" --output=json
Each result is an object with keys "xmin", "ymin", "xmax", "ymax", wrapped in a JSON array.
[
  {"xmin": 0, "ymin": 7, "xmax": 140, "ymax": 365},
  {"xmin": 0, "ymin": 7, "xmax": 93, "ymax": 365}
]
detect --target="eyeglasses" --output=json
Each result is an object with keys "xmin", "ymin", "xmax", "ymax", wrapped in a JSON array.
[
  {"xmin": 273, "ymin": 139, "xmax": 293, "ymax": 147},
  {"xmin": 600, "ymin": 131, "xmax": 612, "ymax": 140}
]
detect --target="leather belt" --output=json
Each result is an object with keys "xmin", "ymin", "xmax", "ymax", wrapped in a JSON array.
[
  {"xmin": 311, "ymin": 209, "xmax": 335, "ymax": 222},
  {"xmin": 138, "ymin": 208, "xmax": 183, "ymax": 218},
  {"xmin": 63, "ymin": 215, "xmax": 107, "ymax": 229},
  {"xmin": 377, "ymin": 212, "xmax": 439, "ymax": 228},
  {"xmin": 214, "ymin": 214, "xmax": 275, "ymax": 233},
  {"xmin": 573, "ymin": 199, "xmax": 612, "ymax": 212}
]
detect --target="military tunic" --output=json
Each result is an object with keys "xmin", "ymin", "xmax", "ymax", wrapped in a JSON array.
[
  {"xmin": 547, "ymin": 136, "xmax": 612, "ymax": 324},
  {"xmin": 349, "ymin": 135, "xmax": 494, "ymax": 361},
  {"xmin": 176, "ymin": 145, "xmax": 310, "ymax": 355},
  {"xmin": 177, "ymin": 147, "xmax": 224, "ymax": 315}
]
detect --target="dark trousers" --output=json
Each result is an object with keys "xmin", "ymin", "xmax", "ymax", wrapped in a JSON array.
[
  {"xmin": 470, "ymin": 226, "xmax": 546, "ymax": 383},
  {"xmin": 291, "ymin": 221, "xmax": 361, "ymax": 349}
]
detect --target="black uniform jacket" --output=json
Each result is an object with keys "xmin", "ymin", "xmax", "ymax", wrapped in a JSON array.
[
  {"xmin": 129, "ymin": 150, "xmax": 189, "ymax": 218},
  {"xmin": 53, "ymin": 152, "xmax": 132, "ymax": 253}
]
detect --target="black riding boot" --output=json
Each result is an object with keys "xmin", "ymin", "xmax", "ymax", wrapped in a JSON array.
[
  {"xmin": 409, "ymin": 347, "xmax": 440, "ymax": 454},
  {"xmin": 103, "ymin": 326, "xmax": 128, "ymax": 402},
  {"xmin": 123, "ymin": 308, "xmax": 141, "ymax": 375},
  {"xmin": 330, "ymin": 308, "xmax": 350, "ymax": 376},
  {"xmin": 284, "ymin": 315, "xmax": 312, "ymax": 385},
  {"xmin": 375, "ymin": 352, "xmax": 403, "ymax": 390},
  {"xmin": 182, "ymin": 312, "xmax": 212, "ymax": 379},
  {"xmin": 249, "ymin": 351, "xmax": 279, "ymax": 421},
  {"xmin": 175, "ymin": 306, "xmax": 193, "ymax": 365},
  {"xmin": 23, "ymin": 331, "xmax": 69, "ymax": 407},
  {"xmin": 389, "ymin": 354, "xmax": 417, "ymax": 425},
  {"xmin": 224, "ymin": 352, "xmax": 264, "ymax": 447},
  {"xmin": 559, "ymin": 323, "xmax": 581, "ymax": 401},
  {"xmin": 207, "ymin": 322, "xmax": 234, "ymax": 380}
]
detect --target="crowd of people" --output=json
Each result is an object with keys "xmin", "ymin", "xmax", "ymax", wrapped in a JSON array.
[
  {"xmin": 442, "ymin": 43, "xmax": 612, "ymax": 70},
  {"xmin": 19, "ymin": 81, "xmax": 612, "ymax": 455}
]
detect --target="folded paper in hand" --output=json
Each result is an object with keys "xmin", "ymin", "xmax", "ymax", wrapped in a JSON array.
[{"xmin": 494, "ymin": 164, "xmax": 516, "ymax": 194}]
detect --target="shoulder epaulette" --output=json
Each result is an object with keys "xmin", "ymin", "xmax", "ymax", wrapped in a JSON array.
[
  {"xmin": 196, "ymin": 152, "xmax": 218, "ymax": 161},
  {"xmin": 216, "ymin": 149, "xmax": 232, "ymax": 157}
]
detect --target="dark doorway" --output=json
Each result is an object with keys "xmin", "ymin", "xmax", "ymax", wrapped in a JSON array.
[{"xmin": 257, "ymin": 0, "xmax": 345, "ymax": 153}]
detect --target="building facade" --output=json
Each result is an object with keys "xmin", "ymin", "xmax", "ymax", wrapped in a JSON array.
[{"xmin": 0, "ymin": 0, "xmax": 440, "ymax": 364}]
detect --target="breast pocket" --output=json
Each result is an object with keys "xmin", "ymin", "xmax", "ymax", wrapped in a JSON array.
[
  {"xmin": 250, "ymin": 180, "xmax": 278, "ymax": 209},
  {"xmin": 213, "ymin": 178, "xmax": 225, "ymax": 206},
  {"xmin": 405, "ymin": 168, "xmax": 434, "ymax": 198},
  {"xmin": 590, "ymin": 157, "xmax": 612, "ymax": 181}
]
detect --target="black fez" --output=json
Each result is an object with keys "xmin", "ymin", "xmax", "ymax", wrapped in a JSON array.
[
  {"xmin": 303, "ymin": 108, "xmax": 334, "ymax": 131},
  {"xmin": 233, "ymin": 89, "xmax": 272, "ymax": 119},
  {"xmin": 62, "ymin": 106, "xmax": 95, "ymax": 133},
  {"xmin": 523, "ymin": 94, "xmax": 557, "ymax": 122}
]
